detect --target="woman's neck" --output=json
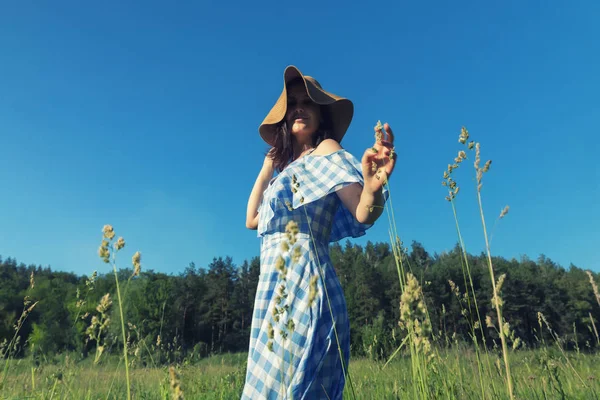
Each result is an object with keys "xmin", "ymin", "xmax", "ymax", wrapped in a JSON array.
[{"xmin": 292, "ymin": 140, "xmax": 314, "ymax": 161}]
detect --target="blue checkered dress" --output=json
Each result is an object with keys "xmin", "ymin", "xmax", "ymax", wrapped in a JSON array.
[{"xmin": 242, "ymin": 149, "xmax": 388, "ymax": 400}]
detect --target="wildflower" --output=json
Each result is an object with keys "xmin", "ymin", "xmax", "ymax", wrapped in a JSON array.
[
  {"xmin": 116, "ymin": 237, "xmax": 125, "ymax": 251},
  {"xmin": 499, "ymin": 205, "xmax": 509, "ymax": 219},
  {"xmin": 30, "ymin": 272, "xmax": 35, "ymax": 289},
  {"xmin": 486, "ymin": 315, "xmax": 494, "ymax": 328},
  {"xmin": 468, "ymin": 141, "xmax": 475, "ymax": 150}
]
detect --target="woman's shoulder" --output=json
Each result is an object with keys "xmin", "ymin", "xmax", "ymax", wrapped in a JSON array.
[{"xmin": 311, "ymin": 138, "xmax": 343, "ymax": 156}]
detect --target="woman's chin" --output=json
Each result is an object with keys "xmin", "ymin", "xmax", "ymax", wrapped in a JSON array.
[{"xmin": 291, "ymin": 126, "xmax": 317, "ymax": 139}]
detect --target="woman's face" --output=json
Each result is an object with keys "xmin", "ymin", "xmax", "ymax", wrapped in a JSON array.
[{"xmin": 285, "ymin": 82, "xmax": 321, "ymax": 142}]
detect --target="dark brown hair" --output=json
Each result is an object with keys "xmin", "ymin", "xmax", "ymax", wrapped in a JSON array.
[{"xmin": 267, "ymin": 80, "xmax": 334, "ymax": 172}]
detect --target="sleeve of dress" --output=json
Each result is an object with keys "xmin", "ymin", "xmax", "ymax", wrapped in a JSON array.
[{"xmin": 291, "ymin": 149, "xmax": 389, "ymax": 242}]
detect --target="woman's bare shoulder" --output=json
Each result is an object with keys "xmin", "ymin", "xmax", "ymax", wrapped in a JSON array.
[{"xmin": 312, "ymin": 138, "xmax": 343, "ymax": 156}]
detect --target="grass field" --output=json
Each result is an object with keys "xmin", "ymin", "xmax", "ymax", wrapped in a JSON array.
[{"xmin": 1, "ymin": 349, "xmax": 599, "ymax": 399}]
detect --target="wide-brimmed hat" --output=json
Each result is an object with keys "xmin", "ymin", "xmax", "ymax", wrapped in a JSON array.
[{"xmin": 259, "ymin": 65, "xmax": 354, "ymax": 146}]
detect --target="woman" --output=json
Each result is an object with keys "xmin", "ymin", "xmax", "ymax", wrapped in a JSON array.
[{"xmin": 243, "ymin": 65, "xmax": 396, "ymax": 399}]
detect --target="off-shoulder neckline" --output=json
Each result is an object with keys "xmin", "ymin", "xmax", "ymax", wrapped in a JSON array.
[
  {"xmin": 292, "ymin": 148, "xmax": 346, "ymax": 164},
  {"xmin": 267, "ymin": 148, "xmax": 347, "ymax": 186}
]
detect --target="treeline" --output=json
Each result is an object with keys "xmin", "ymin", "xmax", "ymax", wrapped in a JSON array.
[{"xmin": 1, "ymin": 241, "xmax": 599, "ymax": 363}]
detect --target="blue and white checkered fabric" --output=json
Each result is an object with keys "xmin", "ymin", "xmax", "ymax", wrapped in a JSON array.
[{"xmin": 242, "ymin": 149, "xmax": 388, "ymax": 400}]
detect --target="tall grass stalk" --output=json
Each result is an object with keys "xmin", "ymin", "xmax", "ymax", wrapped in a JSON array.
[
  {"xmin": 449, "ymin": 199, "xmax": 495, "ymax": 399},
  {"xmin": 384, "ymin": 177, "xmax": 433, "ymax": 399},
  {"xmin": 476, "ymin": 184, "xmax": 514, "ymax": 399},
  {"xmin": 464, "ymin": 138, "xmax": 516, "ymax": 400},
  {"xmin": 111, "ymin": 255, "xmax": 131, "ymax": 400},
  {"xmin": 98, "ymin": 225, "xmax": 132, "ymax": 400},
  {"xmin": 590, "ymin": 312, "xmax": 600, "ymax": 347},
  {"xmin": 0, "ymin": 276, "xmax": 37, "ymax": 392}
]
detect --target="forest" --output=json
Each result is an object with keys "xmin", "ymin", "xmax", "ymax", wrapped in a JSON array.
[{"xmin": 2, "ymin": 240, "xmax": 599, "ymax": 364}]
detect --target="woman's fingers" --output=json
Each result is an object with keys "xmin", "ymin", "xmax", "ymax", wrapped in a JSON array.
[
  {"xmin": 365, "ymin": 123, "xmax": 397, "ymax": 181},
  {"xmin": 384, "ymin": 123, "xmax": 395, "ymax": 144}
]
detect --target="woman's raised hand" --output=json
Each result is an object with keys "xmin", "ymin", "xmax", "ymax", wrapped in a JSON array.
[{"xmin": 361, "ymin": 121, "xmax": 396, "ymax": 194}]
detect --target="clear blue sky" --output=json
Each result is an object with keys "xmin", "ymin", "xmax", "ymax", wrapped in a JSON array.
[{"xmin": 1, "ymin": 1, "xmax": 598, "ymax": 277}]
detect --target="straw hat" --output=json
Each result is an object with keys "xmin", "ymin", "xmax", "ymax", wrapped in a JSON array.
[{"xmin": 259, "ymin": 65, "xmax": 354, "ymax": 146}]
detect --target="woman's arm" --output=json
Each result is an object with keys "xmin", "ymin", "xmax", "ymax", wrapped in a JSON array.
[
  {"xmin": 246, "ymin": 155, "xmax": 275, "ymax": 230},
  {"xmin": 313, "ymin": 122, "xmax": 396, "ymax": 225}
]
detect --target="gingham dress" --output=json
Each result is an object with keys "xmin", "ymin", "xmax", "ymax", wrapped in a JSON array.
[{"xmin": 242, "ymin": 149, "xmax": 388, "ymax": 400}]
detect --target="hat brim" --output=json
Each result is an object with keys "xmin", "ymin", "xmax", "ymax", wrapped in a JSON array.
[{"xmin": 259, "ymin": 65, "xmax": 354, "ymax": 146}]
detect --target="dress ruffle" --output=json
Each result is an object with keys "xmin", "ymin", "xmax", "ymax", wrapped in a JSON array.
[{"xmin": 258, "ymin": 149, "xmax": 389, "ymax": 242}]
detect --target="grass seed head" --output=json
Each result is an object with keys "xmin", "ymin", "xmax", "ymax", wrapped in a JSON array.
[
  {"xmin": 169, "ymin": 366, "xmax": 184, "ymax": 400},
  {"xmin": 474, "ymin": 143, "xmax": 481, "ymax": 170},
  {"xmin": 98, "ymin": 242, "xmax": 110, "ymax": 263},
  {"xmin": 483, "ymin": 160, "xmax": 492, "ymax": 172},
  {"xmin": 459, "ymin": 127, "xmax": 469, "ymax": 144},
  {"xmin": 586, "ymin": 271, "xmax": 600, "ymax": 308},
  {"xmin": 292, "ymin": 246, "xmax": 302, "ymax": 264},
  {"xmin": 96, "ymin": 293, "xmax": 112, "ymax": 314},
  {"xmin": 308, "ymin": 275, "xmax": 318, "ymax": 307},
  {"xmin": 102, "ymin": 224, "xmax": 115, "ymax": 240},
  {"xmin": 375, "ymin": 120, "xmax": 384, "ymax": 142},
  {"xmin": 132, "ymin": 251, "xmax": 142, "ymax": 276}
]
